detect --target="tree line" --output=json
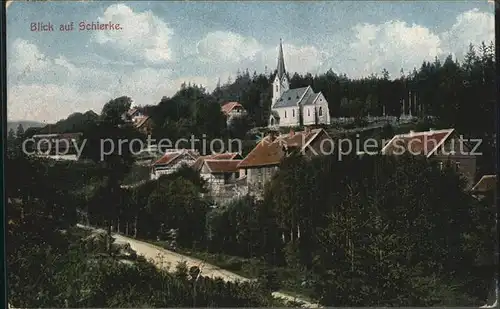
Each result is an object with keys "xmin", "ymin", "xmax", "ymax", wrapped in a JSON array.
[{"xmin": 7, "ymin": 41, "xmax": 496, "ymax": 306}]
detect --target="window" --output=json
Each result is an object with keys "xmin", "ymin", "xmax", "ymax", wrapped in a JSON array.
[
  {"xmin": 292, "ymin": 109, "xmax": 295, "ymax": 117},
  {"xmin": 455, "ymin": 161, "xmax": 461, "ymax": 170},
  {"xmin": 284, "ymin": 111, "xmax": 287, "ymax": 118},
  {"xmin": 276, "ymin": 85, "xmax": 278, "ymax": 92},
  {"xmin": 288, "ymin": 97, "xmax": 291, "ymax": 100},
  {"xmin": 308, "ymin": 109, "xmax": 310, "ymax": 116},
  {"xmin": 319, "ymin": 107, "xmax": 323, "ymax": 116}
]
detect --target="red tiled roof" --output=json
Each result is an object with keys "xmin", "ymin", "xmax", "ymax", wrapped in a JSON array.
[
  {"xmin": 153, "ymin": 152, "xmax": 181, "ymax": 166},
  {"xmin": 382, "ymin": 129, "xmax": 454, "ymax": 157},
  {"xmin": 153, "ymin": 149, "xmax": 199, "ymax": 166},
  {"xmin": 472, "ymin": 175, "xmax": 497, "ymax": 193},
  {"xmin": 191, "ymin": 152, "xmax": 241, "ymax": 171},
  {"xmin": 221, "ymin": 102, "xmax": 244, "ymax": 115},
  {"xmin": 237, "ymin": 129, "xmax": 326, "ymax": 168},
  {"xmin": 204, "ymin": 159, "xmax": 242, "ymax": 173}
]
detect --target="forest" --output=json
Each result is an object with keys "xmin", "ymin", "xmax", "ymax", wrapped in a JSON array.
[{"xmin": 7, "ymin": 41, "xmax": 496, "ymax": 307}]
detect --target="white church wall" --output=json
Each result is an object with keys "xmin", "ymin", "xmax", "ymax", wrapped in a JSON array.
[
  {"xmin": 276, "ymin": 106, "xmax": 300, "ymax": 127},
  {"xmin": 314, "ymin": 93, "xmax": 330, "ymax": 125}
]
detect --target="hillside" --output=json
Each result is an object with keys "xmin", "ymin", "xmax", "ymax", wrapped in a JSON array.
[{"xmin": 7, "ymin": 121, "xmax": 45, "ymax": 132}]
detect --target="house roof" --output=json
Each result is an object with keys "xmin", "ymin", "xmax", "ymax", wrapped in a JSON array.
[
  {"xmin": 273, "ymin": 87, "xmax": 309, "ymax": 108},
  {"xmin": 153, "ymin": 149, "xmax": 199, "ymax": 166},
  {"xmin": 472, "ymin": 175, "xmax": 497, "ymax": 193},
  {"xmin": 381, "ymin": 128, "xmax": 455, "ymax": 157},
  {"xmin": 191, "ymin": 152, "xmax": 241, "ymax": 171},
  {"xmin": 203, "ymin": 159, "xmax": 242, "ymax": 173},
  {"xmin": 302, "ymin": 92, "xmax": 321, "ymax": 106},
  {"xmin": 127, "ymin": 108, "xmax": 138, "ymax": 116},
  {"xmin": 237, "ymin": 128, "xmax": 327, "ymax": 168},
  {"xmin": 135, "ymin": 116, "xmax": 151, "ymax": 128},
  {"xmin": 221, "ymin": 102, "xmax": 244, "ymax": 115}
]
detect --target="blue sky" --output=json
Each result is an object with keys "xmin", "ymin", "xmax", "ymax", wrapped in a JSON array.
[{"xmin": 7, "ymin": 1, "xmax": 494, "ymax": 122}]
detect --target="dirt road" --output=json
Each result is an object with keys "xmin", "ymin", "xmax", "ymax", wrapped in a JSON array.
[{"xmin": 77, "ymin": 224, "xmax": 321, "ymax": 307}]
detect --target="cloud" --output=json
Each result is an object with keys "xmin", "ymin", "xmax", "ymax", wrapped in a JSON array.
[
  {"xmin": 195, "ymin": 9, "xmax": 493, "ymax": 79},
  {"xmin": 8, "ymin": 39, "xmax": 175, "ymax": 122},
  {"xmin": 327, "ymin": 8, "xmax": 494, "ymax": 78},
  {"xmin": 93, "ymin": 4, "xmax": 174, "ymax": 63},
  {"xmin": 7, "ymin": 6, "xmax": 494, "ymax": 122},
  {"xmin": 196, "ymin": 31, "xmax": 325, "ymax": 76},
  {"xmin": 441, "ymin": 8, "xmax": 495, "ymax": 59},
  {"xmin": 345, "ymin": 21, "xmax": 443, "ymax": 78},
  {"xmin": 197, "ymin": 31, "xmax": 262, "ymax": 63},
  {"xmin": 9, "ymin": 39, "xmax": 51, "ymax": 75}
]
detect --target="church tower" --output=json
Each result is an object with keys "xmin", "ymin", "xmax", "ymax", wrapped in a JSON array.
[{"xmin": 271, "ymin": 39, "xmax": 289, "ymax": 107}]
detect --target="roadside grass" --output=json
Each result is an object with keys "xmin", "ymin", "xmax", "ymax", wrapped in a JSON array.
[{"xmin": 151, "ymin": 241, "xmax": 317, "ymax": 302}]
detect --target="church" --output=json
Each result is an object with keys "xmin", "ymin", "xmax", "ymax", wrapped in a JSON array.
[{"xmin": 268, "ymin": 40, "xmax": 331, "ymax": 128}]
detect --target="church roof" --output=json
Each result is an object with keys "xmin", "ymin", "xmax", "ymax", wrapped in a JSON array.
[
  {"xmin": 277, "ymin": 39, "xmax": 286, "ymax": 80},
  {"xmin": 273, "ymin": 87, "xmax": 309, "ymax": 108},
  {"xmin": 302, "ymin": 91, "xmax": 320, "ymax": 106}
]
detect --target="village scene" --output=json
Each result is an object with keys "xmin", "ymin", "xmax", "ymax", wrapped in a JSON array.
[{"xmin": 6, "ymin": 1, "xmax": 498, "ymax": 308}]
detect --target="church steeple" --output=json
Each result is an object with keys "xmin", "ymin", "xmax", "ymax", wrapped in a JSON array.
[
  {"xmin": 271, "ymin": 39, "xmax": 289, "ymax": 108},
  {"xmin": 277, "ymin": 38, "xmax": 286, "ymax": 80}
]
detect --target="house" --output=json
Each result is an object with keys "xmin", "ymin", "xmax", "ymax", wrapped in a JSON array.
[
  {"xmin": 237, "ymin": 128, "xmax": 334, "ymax": 196},
  {"xmin": 31, "ymin": 132, "xmax": 83, "ymax": 155},
  {"xmin": 381, "ymin": 128, "xmax": 476, "ymax": 189},
  {"xmin": 200, "ymin": 159, "xmax": 243, "ymax": 194},
  {"xmin": 134, "ymin": 116, "xmax": 154, "ymax": 135},
  {"xmin": 268, "ymin": 40, "xmax": 331, "ymax": 128},
  {"xmin": 191, "ymin": 152, "xmax": 243, "ymax": 191},
  {"xmin": 151, "ymin": 149, "xmax": 200, "ymax": 180},
  {"xmin": 221, "ymin": 102, "xmax": 246, "ymax": 123},
  {"xmin": 134, "ymin": 144, "xmax": 162, "ymax": 166},
  {"xmin": 123, "ymin": 107, "xmax": 145, "ymax": 122},
  {"xmin": 191, "ymin": 152, "xmax": 242, "ymax": 171},
  {"xmin": 191, "ymin": 152, "xmax": 246, "ymax": 204}
]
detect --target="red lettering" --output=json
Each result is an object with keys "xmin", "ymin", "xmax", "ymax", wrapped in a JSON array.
[{"xmin": 30, "ymin": 23, "xmax": 37, "ymax": 31}]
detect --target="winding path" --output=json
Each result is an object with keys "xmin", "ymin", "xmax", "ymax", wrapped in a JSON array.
[{"xmin": 77, "ymin": 224, "xmax": 321, "ymax": 307}]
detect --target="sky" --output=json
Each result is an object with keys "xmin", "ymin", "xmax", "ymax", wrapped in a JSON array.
[{"xmin": 6, "ymin": 1, "xmax": 495, "ymax": 123}]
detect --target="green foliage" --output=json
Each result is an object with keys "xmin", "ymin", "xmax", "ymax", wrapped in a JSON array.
[
  {"xmin": 263, "ymin": 154, "xmax": 494, "ymax": 306},
  {"xmin": 6, "ymin": 149, "xmax": 285, "ymax": 308}
]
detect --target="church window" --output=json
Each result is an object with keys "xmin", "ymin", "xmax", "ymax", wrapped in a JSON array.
[
  {"xmin": 296, "ymin": 95, "xmax": 299, "ymax": 99},
  {"xmin": 276, "ymin": 85, "xmax": 278, "ymax": 92},
  {"xmin": 288, "ymin": 97, "xmax": 291, "ymax": 100},
  {"xmin": 308, "ymin": 109, "xmax": 310, "ymax": 116},
  {"xmin": 319, "ymin": 107, "xmax": 323, "ymax": 116},
  {"xmin": 285, "ymin": 111, "xmax": 287, "ymax": 118},
  {"xmin": 292, "ymin": 109, "xmax": 295, "ymax": 117}
]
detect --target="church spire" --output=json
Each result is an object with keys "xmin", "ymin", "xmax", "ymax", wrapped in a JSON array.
[{"xmin": 277, "ymin": 38, "xmax": 286, "ymax": 80}]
